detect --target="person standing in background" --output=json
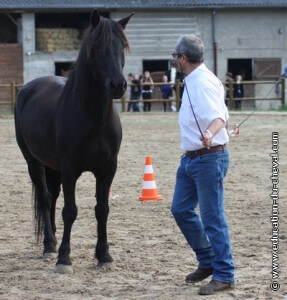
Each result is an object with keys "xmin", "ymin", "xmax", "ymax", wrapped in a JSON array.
[
  {"xmin": 142, "ymin": 71, "xmax": 154, "ymax": 112},
  {"xmin": 161, "ymin": 75, "xmax": 173, "ymax": 112},
  {"xmin": 233, "ymin": 74, "xmax": 244, "ymax": 110},
  {"xmin": 127, "ymin": 73, "xmax": 134, "ymax": 112},
  {"xmin": 224, "ymin": 72, "xmax": 233, "ymax": 108},
  {"xmin": 167, "ymin": 60, "xmax": 178, "ymax": 111},
  {"xmin": 129, "ymin": 74, "xmax": 141, "ymax": 112}
]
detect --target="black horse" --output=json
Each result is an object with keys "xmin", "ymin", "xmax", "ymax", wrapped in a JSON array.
[{"xmin": 14, "ymin": 10, "xmax": 133, "ymax": 273}]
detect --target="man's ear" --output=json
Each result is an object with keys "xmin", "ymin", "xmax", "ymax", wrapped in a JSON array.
[
  {"xmin": 118, "ymin": 13, "xmax": 134, "ymax": 29},
  {"xmin": 90, "ymin": 9, "xmax": 101, "ymax": 28},
  {"xmin": 180, "ymin": 53, "xmax": 188, "ymax": 63}
]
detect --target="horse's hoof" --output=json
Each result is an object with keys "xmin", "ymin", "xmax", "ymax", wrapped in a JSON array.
[
  {"xmin": 54, "ymin": 264, "xmax": 74, "ymax": 274},
  {"xmin": 43, "ymin": 252, "xmax": 57, "ymax": 262},
  {"xmin": 96, "ymin": 261, "xmax": 113, "ymax": 269}
]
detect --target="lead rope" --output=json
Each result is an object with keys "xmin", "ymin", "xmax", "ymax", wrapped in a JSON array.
[{"xmin": 228, "ymin": 76, "xmax": 283, "ymax": 135}]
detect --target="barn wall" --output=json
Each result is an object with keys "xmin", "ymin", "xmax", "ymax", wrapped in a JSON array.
[
  {"xmin": 0, "ymin": 44, "xmax": 23, "ymax": 112},
  {"xmin": 24, "ymin": 51, "xmax": 78, "ymax": 81},
  {"xmin": 215, "ymin": 8, "xmax": 287, "ymax": 109},
  {"xmin": 214, "ymin": 8, "xmax": 287, "ymax": 79},
  {"xmin": 111, "ymin": 10, "xmax": 210, "ymax": 77},
  {"xmin": 112, "ymin": 8, "xmax": 287, "ymax": 81},
  {"xmin": 18, "ymin": 9, "xmax": 287, "ymax": 109},
  {"xmin": 21, "ymin": 9, "xmax": 287, "ymax": 82},
  {"xmin": 20, "ymin": 13, "xmax": 79, "ymax": 82},
  {"xmin": 0, "ymin": 44, "xmax": 23, "ymax": 84},
  {"xmin": 111, "ymin": 9, "xmax": 287, "ymax": 109}
]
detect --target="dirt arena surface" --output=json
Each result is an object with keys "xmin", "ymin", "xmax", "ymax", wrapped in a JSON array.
[{"xmin": 0, "ymin": 112, "xmax": 286, "ymax": 300}]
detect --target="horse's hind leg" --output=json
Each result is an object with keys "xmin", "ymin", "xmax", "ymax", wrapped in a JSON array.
[
  {"xmin": 94, "ymin": 162, "xmax": 117, "ymax": 266},
  {"xmin": 16, "ymin": 131, "xmax": 57, "ymax": 260},
  {"xmin": 25, "ymin": 157, "xmax": 56, "ymax": 260},
  {"xmin": 43, "ymin": 167, "xmax": 61, "ymax": 261}
]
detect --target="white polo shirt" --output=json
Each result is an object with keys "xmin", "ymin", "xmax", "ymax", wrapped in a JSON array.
[{"xmin": 179, "ymin": 63, "xmax": 229, "ymax": 151}]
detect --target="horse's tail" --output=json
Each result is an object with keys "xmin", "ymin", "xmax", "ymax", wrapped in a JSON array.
[{"xmin": 32, "ymin": 183, "xmax": 44, "ymax": 242}]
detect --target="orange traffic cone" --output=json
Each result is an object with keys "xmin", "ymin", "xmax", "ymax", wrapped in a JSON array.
[{"xmin": 139, "ymin": 156, "xmax": 162, "ymax": 201}]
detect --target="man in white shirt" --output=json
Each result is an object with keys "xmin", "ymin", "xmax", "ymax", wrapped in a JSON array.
[{"xmin": 170, "ymin": 35, "xmax": 235, "ymax": 295}]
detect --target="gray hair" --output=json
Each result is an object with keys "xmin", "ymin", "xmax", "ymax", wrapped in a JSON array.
[{"xmin": 175, "ymin": 35, "xmax": 204, "ymax": 63}]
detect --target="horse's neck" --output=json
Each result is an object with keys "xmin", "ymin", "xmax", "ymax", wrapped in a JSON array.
[
  {"xmin": 79, "ymin": 76, "xmax": 113, "ymax": 124},
  {"xmin": 62, "ymin": 69, "xmax": 112, "ymax": 124}
]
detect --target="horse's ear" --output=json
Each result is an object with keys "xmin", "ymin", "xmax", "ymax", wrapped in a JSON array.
[
  {"xmin": 90, "ymin": 9, "xmax": 101, "ymax": 28},
  {"xmin": 118, "ymin": 12, "xmax": 134, "ymax": 29}
]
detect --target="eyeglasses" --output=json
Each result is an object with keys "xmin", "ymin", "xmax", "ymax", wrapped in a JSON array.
[{"xmin": 171, "ymin": 52, "xmax": 182, "ymax": 58}]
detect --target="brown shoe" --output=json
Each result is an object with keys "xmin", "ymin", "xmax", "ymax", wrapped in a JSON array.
[
  {"xmin": 198, "ymin": 279, "xmax": 234, "ymax": 295},
  {"xmin": 185, "ymin": 267, "xmax": 213, "ymax": 283}
]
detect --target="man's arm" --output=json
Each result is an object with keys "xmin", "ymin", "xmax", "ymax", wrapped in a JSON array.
[{"xmin": 200, "ymin": 118, "xmax": 225, "ymax": 148}]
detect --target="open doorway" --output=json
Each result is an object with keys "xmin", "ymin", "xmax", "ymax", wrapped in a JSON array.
[
  {"xmin": 142, "ymin": 60, "xmax": 169, "ymax": 73},
  {"xmin": 142, "ymin": 59, "xmax": 170, "ymax": 111},
  {"xmin": 227, "ymin": 58, "xmax": 253, "ymax": 109},
  {"xmin": 142, "ymin": 59, "xmax": 170, "ymax": 82},
  {"xmin": 55, "ymin": 62, "xmax": 74, "ymax": 77},
  {"xmin": 227, "ymin": 59, "xmax": 252, "ymax": 80}
]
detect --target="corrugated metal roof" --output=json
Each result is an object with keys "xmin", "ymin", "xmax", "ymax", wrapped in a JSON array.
[{"xmin": 1, "ymin": 0, "xmax": 287, "ymax": 11}]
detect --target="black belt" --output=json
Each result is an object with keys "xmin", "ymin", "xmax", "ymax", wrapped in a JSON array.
[{"xmin": 185, "ymin": 145, "xmax": 226, "ymax": 159}]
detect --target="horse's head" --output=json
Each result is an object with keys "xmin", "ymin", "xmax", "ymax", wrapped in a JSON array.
[{"xmin": 87, "ymin": 10, "xmax": 133, "ymax": 99}]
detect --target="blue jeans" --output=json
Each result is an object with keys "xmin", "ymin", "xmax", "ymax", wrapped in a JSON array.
[
  {"xmin": 171, "ymin": 149, "xmax": 235, "ymax": 283},
  {"xmin": 127, "ymin": 96, "xmax": 140, "ymax": 112}
]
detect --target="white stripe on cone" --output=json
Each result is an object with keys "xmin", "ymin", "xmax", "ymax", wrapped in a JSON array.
[
  {"xmin": 144, "ymin": 165, "xmax": 153, "ymax": 173},
  {"xmin": 143, "ymin": 181, "xmax": 157, "ymax": 189}
]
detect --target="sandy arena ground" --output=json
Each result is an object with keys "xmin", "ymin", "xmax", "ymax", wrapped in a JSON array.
[{"xmin": 0, "ymin": 112, "xmax": 286, "ymax": 300}]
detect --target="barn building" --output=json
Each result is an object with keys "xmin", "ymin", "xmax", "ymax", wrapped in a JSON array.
[{"xmin": 0, "ymin": 0, "xmax": 286, "ymax": 111}]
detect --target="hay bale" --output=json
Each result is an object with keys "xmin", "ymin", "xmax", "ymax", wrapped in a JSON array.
[{"xmin": 36, "ymin": 28, "xmax": 81, "ymax": 52}]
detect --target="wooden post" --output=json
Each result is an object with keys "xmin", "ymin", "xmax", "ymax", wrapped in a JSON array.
[
  {"xmin": 281, "ymin": 78, "xmax": 285, "ymax": 106},
  {"xmin": 10, "ymin": 81, "xmax": 16, "ymax": 114},
  {"xmin": 121, "ymin": 94, "xmax": 126, "ymax": 112},
  {"xmin": 228, "ymin": 80, "xmax": 234, "ymax": 110},
  {"xmin": 175, "ymin": 79, "xmax": 180, "ymax": 112}
]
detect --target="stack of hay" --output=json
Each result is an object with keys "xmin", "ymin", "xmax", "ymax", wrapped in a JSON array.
[{"xmin": 36, "ymin": 28, "xmax": 81, "ymax": 52}]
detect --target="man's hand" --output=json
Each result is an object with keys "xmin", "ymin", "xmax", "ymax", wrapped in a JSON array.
[
  {"xmin": 200, "ymin": 118, "xmax": 226, "ymax": 148},
  {"xmin": 200, "ymin": 130, "xmax": 212, "ymax": 148}
]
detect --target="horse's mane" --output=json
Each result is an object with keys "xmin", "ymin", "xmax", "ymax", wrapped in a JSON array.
[{"xmin": 60, "ymin": 17, "xmax": 129, "ymax": 107}]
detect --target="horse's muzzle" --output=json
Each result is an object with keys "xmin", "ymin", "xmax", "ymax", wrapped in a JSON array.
[{"xmin": 110, "ymin": 79, "xmax": 127, "ymax": 99}]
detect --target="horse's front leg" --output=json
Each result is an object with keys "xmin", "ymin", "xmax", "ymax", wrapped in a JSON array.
[
  {"xmin": 55, "ymin": 161, "xmax": 78, "ymax": 274},
  {"xmin": 94, "ymin": 163, "xmax": 116, "ymax": 266}
]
